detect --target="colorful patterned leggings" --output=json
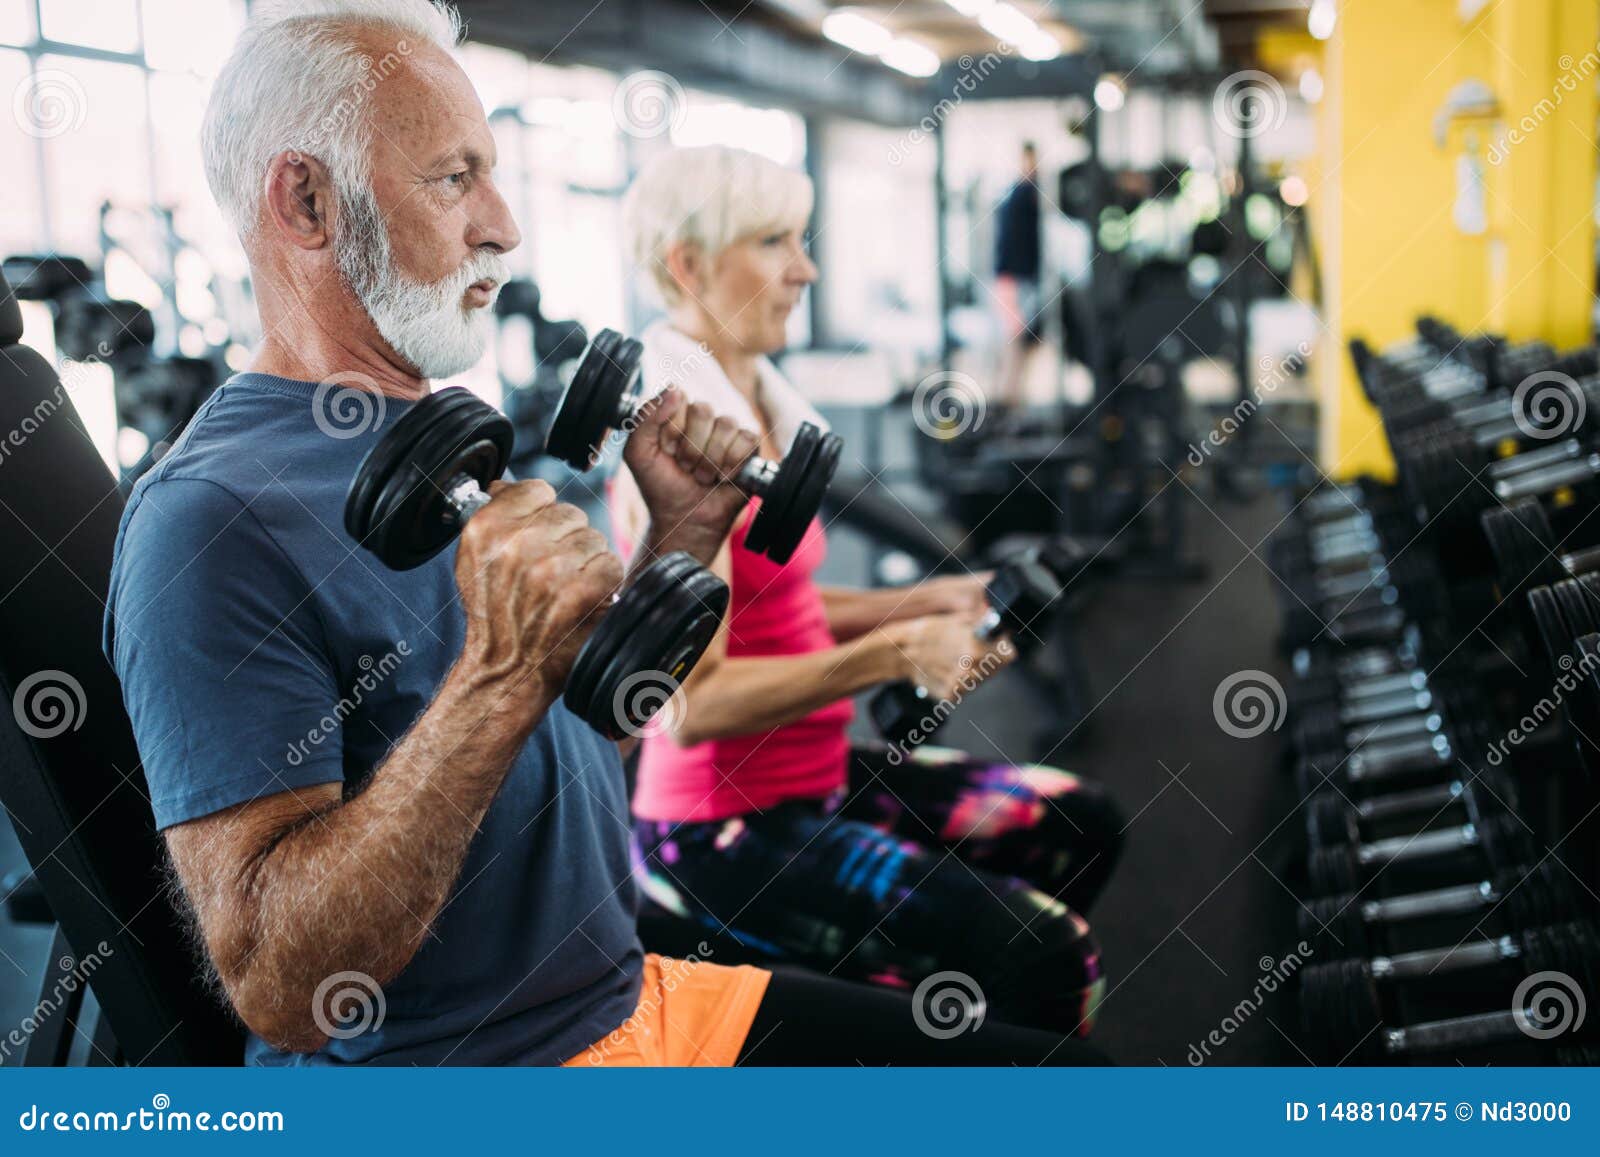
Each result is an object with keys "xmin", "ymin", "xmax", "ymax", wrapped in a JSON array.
[{"xmin": 633, "ymin": 744, "xmax": 1125, "ymax": 1036}]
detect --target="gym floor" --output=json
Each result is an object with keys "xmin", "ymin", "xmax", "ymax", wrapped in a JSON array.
[{"xmin": 0, "ymin": 401, "xmax": 1310, "ymax": 1067}]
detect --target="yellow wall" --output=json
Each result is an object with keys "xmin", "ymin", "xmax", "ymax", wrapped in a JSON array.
[{"xmin": 1314, "ymin": 0, "xmax": 1598, "ymax": 477}]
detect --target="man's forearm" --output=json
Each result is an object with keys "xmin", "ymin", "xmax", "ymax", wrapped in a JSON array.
[{"xmin": 224, "ymin": 660, "xmax": 548, "ymax": 1047}]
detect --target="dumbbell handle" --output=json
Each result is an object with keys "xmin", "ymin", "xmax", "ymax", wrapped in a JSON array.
[
  {"xmin": 1341, "ymin": 688, "xmax": 1433, "ymax": 726},
  {"xmin": 1386, "ymin": 1009, "xmax": 1526, "ymax": 1057},
  {"xmin": 1494, "ymin": 452, "xmax": 1600, "ymax": 501},
  {"xmin": 614, "ymin": 394, "xmax": 779, "ymax": 497},
  {"xmin": 1487, "ymin": 437, "xmax": 1581, "ymax": 479},
  {"xmin": 1356, "ymin": 822, "xmax": 1477, "ymax": 868},
  {"xmin": 974, "ymin": 606, "xmax": 1005, "ymax": 642},
  {"xmin": 1315, "ymin": 566, "xmax": 1390, "ymax": 600},
  {"xmin": 442, "ymin": 475, "xmax": 623, "ymax": 607},
  {"xmin": 1345, "ymin": 732, "xmax": 1452, "ymax": 783},
  {"xmin": 1560, "ymin": 544, "xmax": 1600, "ymax": 576},
  {"xmin": 1469, "ymin": 414, "xmax": 1525, "ymax": 448},
  {"xmin": 446, "ymin": 475, "xmax": 494, "ymax": 523},
  {"xmin": 1354, "ymin": 778, "xmax": 1462, "ymax": 824},
  {"xmin": 1346, "ymin": 709, "xmax": 1441, "ymax": 748},
  {"xmin": 1369, "ymin": 934, "xmax": 1516, "ymax": 980},
  {"xmin": 1361, "ymin": 879, "xmax": 1494, "ymax": 924},
  {"xmin": 1343, "ymin": 670, "xmax": 1429, "ymax": 700}
]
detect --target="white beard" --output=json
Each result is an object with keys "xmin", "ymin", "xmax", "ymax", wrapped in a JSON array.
[{"xmin": 335, "ymin": 183, "xmax": 509, "ymax": 380}]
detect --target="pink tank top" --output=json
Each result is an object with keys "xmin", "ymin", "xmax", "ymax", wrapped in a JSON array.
[{"xmin": 630, "ymin": 502, "xmax": 853, "ymax": 822}]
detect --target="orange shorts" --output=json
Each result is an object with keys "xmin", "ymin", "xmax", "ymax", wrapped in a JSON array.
[{"xmin": 564, "ymin": 954, "xmax": 771, "ymax": 1067}]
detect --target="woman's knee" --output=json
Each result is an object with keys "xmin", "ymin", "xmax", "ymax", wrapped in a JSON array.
[
  {"xmin": 1025, "ymin": 765, "xmax": 1126, "ymax": 860},
  {"xmin": 986, "ymin": 892, "xmax": 1105, "ymax": 1036}
]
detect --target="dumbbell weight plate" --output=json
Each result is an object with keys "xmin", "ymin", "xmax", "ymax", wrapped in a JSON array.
[
  {"xmin": 743, "ymin": 421, "xmax": 844, "ymax": 565},
  {"xmin": 1305, "ymin": 794, "xmax": 1357, "ymax": 849},
  {"xmin": 546, "ymin": 328, "xmax": 642, "ymax": 470},
  {"xmin": 1482, "ymin": 500, "xmax": 1563, "ymax": 595},
  {"xmin": 345, "ymin": 388, "xmax": 514, "ymax": 571},
  {"xmin": 1299, "ymin": 894, "xmax": 1374, "ymax": 961},
  {"xmin": 1528, "ymin": 585, "xmax": 1571, "ymax": 679},
  {"xmin": 1307, "ymin": 843, "xmax": 1361, "ymax": 895},
  {"xmin": 1300, "ymin": 957, "xmax": 1384, "ymax": 1065},
  {"xmin": 563, "ymin": 551, "xmax": 729, "ymax": 739}
]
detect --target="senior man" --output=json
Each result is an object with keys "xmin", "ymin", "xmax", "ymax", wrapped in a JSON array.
[{"xmin": 106, "ymin": 0, "xmax": 1101, "ymax": 1066}]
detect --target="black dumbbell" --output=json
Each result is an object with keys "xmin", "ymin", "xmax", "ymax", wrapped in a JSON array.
[
  {"xmin": 1300, "ymin": 920, "xmax": 1600, "ymax": 1064},
  {"xmin": 1304, "ymin": 768, "xmax": 1514, "ymax": 851},
  {"xmin": 343, "ymin": 387, "xmax": 729, "ymax": 739},
  {"xmin": 1306, "ymin": 812, "xmax": 1531, "ymax": 897},
  {"xmin": 1299, "ymin": 861, "xmax": 1589, "ymax": 960},
  {"xmin": 543, "ymin": 328, "xmax": 843, "ymax": 564},
  {"xmin": 1289, "ymin": 632, "xmax": 1421, "ymax": 695},
  {"xmin": 1493, "ymin": 447, "xmax": 1600, "ymax": 505},
  {"xmin": 1295, "ymin": 714, "xmax": 1491, "ymax": 798},
  {"xmin": 869, "ymin": 557, "xmax": 1063, "ymax": 749},
  {"xmin": 1482, "ymin": 498, "xmax": 1568, "ymax": 596},
  {"xmin": 1294, "ymin": 695, "xmax": 1445, "ymax": 757}
]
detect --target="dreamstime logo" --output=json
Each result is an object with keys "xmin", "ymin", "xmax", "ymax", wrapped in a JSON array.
[
  {"xmin": 1485, "ymin": 647, "xmax": 1600, "ymax": 766},
  {"xmin": 883, "ymin": 639, "xmax": 1014, "ymax": 765},
  {"xmin": 1212, "ymin": 70, "xmax": 1287, "ymax": 140},
  {"xmin": 612, "ymin": 669, "xmax": 686, "ymax": 739},
  {"xmin": 12, "ymin": 670, "xmax": 86, "ymax": 740},
  {"xmin": 579, "ymin": 943, "xmax": 716, "ymax": 1064},
  {"xmin": 912, "ymin": 970, "xmax": 986, "ymax": 1039},
  {"xmin": 297, "ymin": 42, "xmax": 412, "ymax": 158},
  {"xmin": 311, "ymin": 971, "xmax": 386, "ymax": 1040},
  {"xmin": 1511, "ymin": 371, "xmax": 1585, "ymax": 441},
  {"xmin": 1512, "ymin": 970, "xmax": 1587, "ymax": 1040},
  {"xmin": 887, "ymin": 47, "xmax": 1012, "ymax": 165},
  {"xmin": 284, "ymin": 643, "xmax": 410, "ymax": 769},
  {"xmin": 1187, "ymin": 943, "xmax": 1312, "ymax": 1064},
  {"xmin": 1188, "ymin": 341, "xmax": 1312, "ymax": 465},
  {"xmin": 911, "ymin": 371, "xmax": 987, "ymax": 440},
  {"xmin": 13, "ymin": 69, "xmax": 87, "ymax": 139},
  {"xmin": 1212, "ymin": 669, "xmax": 1286, "ymax": 738},
  {"xmin": 312, "ymin": 372, "xmax": 386, "ymax": 440},
  {"xmin": 0, "ymin": 940, "xmax": 112, "ymax": 1063},
  {"xmin": 612, "ymin": 71, "xmax": 686, "ymax": 138},
  {"xmin": 1488, "ymin": 46, "xmax": 1600, "ymax": 165}
]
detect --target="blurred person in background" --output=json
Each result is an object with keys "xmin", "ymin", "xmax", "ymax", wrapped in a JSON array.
[{"xmin": 993, "ymin": 141, "xmax": 1044, "ymax": 413}]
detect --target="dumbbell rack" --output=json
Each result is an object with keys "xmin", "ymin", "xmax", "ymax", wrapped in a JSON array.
[{"xmin": 1269, "ymin": 385, "xmax": 1600, "ymax": 1063}]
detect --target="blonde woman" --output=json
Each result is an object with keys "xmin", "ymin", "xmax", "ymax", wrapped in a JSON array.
[{"xmin": 607, "ymin": 146, "xmax": 1124, "ymax": 1037}]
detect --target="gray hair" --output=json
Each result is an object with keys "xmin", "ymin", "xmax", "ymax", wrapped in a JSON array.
[
  {"xmin": 201, "ymin": 0, "xmax": 463, "ymax": 238},
  {"xmin": 623, "ymin": 145, "xmax": 815, "ymax": 306}
]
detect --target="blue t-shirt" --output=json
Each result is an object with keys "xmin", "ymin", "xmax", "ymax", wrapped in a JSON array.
[{"xmin": 103, "ymin": 373, "xmax": 643, "ymax": 1065}]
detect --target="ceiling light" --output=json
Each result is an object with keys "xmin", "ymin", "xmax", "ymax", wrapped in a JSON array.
[
  {"xmin": 1308, "ymin": 0, "xmax": 1336, "ymax": 40},
  {"xmin": 881, "ymin": 38, "xmax": 942, "ymax": 77},
  {"xmin": 978, "ymin": 3, "xmax": 1040, "ymax": 46},
  {"xmin": 1093, "ymin": 74, "xmax": 1126, "ymax": 112},
  {"xmin": 822, "ymin": 10, "xmax": 892, "ymax": 56},
  {"xmin": 1020, "ymin": 32, "xmax": 1060, "ymax": 61}
]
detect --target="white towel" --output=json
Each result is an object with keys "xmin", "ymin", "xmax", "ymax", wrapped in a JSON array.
[{"xmin": 636, "ymin": 320, "xmax": 830, "ymax": 452}]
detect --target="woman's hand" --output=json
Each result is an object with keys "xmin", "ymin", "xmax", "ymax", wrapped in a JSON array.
[
  {"xmin": 912, "ymin": 572, "xmax": 993, "ymax": 618},
  {"xmin": 883, "ymin": 611, "xmax": 1016, "ymax": 701}
]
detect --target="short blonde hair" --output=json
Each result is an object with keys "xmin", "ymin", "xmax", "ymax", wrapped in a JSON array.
[{"xmin": 622, "ymin": 145, "xmax": 814, "ymax": 305}]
